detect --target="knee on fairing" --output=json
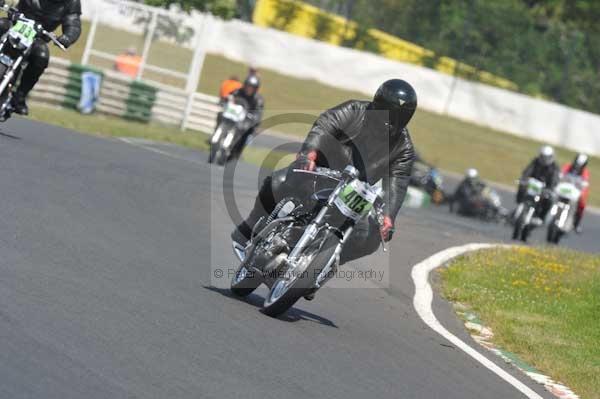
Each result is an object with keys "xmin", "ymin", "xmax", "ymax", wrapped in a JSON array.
[{"xmin": 0, "ymin": 18, "xmax": 11, "ymax": 35}]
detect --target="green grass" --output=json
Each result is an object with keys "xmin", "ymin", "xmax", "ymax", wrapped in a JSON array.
[
  {"xmin": 440, "ymin": 247, "xmax": 600, "ymax": 398},
  {"xmin": 50, "ymin": 21, "xmax": 600, "ymax": 205}
]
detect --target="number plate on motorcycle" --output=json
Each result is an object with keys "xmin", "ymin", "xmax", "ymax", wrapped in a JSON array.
[
  {"xmin": 222, "ymin": 103, "xmax": 246, "ymax": 123},
  {"xmin": 334, "ymin": 179, "xmax": 377, "ymax": 221},
  {"xmin": 9, "ymin": 20, "xmax": 37, "ymax": 48}
]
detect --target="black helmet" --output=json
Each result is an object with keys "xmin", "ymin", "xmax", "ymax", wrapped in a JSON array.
[
  {"xmin": 244, "ymin": 75, "xmax": 260, "ymax": 89},
  {"xmin": 570, "ymin": 153, "xmax": 588, "ymax": 175},
  {"xmin": 372, "ymin": 79, "xmax": 417, "ymax": 131}
]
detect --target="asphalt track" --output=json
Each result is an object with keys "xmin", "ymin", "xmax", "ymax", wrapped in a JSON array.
[{"xmin": 0, "ymin": 117, "xmax": 596, "ymax": 398}]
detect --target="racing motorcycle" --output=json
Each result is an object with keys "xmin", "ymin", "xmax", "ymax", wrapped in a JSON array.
[
  {"xmin": 410, "ymin": 162, "xmax": 446, "ymax": 204},
  {"xmin": 450, "ymin": 185, "xmax": 508, "ymax": 222},
  {"xmin": 230, "ymin": 165, "xmax": 386, "ymax": 317},
  {"xmin": 208, "ymin": 96, "xmax": 248, "ymax": 165},
  {"xmin": 512, "ymin": 177, "xmax": 546, "ymax": 242},
  {"xmin": 546, "ymin": 174, "xmax": 586, "ymax": 244},
  {"xmin": 0, "ymin": 6, "xmax": 66, "ymax": 121}
]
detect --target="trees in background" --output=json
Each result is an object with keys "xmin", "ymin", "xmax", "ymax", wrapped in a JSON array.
[
  {"xmin": 143, "ymin": 0, "xmax": 237, "ymax": 18},
  {"xmin": 305, "ymin": 0, "xmax": 600, "ymax": 113}
]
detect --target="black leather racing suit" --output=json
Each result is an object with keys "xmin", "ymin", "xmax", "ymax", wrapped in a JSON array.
[
  {"xmin": 451, "ymin": 178, "xmax": 486, "ymax": 216},
  {"xmin": 238, "ymin": 100, "xmax": 416, "ymax": 264},
  {"xmin": 0, "ymin": 0, "xmax": 82, "ymax": 99},
  {"xmin": 517, "ymin": 157, "xmax": 560, "ymax": 218}
]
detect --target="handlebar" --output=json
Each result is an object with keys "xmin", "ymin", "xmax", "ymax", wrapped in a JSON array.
[
  {"xmin": 43, "ymin": 30, "xmax": 66, "ymax": 51},
  {"xmin": 292, "ymin": 167, "xmax": 343, "ymax": 181}
]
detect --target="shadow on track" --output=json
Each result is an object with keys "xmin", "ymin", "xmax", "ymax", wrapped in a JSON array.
[
  {"xmin": 204, "ymin": 286, "xmax": 338, "ymax": 328},
  {"xmin": 0, "ymin": 131, "xmax": 21, "ymax": 140}
]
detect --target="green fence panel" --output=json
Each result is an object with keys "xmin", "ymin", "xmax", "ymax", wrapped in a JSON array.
[{"xmin": 124, "ymin": 81, "xmax": 157, "ymax": 123}]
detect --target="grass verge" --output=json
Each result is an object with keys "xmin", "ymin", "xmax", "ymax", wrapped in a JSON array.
[{"xmin": 440, "ymin": 247, "xmax": 600, "ymax": 398}]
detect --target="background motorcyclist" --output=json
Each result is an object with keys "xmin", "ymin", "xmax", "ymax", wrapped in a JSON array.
[
  {"xmin": 0, "ymin": 0, "xmax": 82, "ymax": 115},
  {"xmin": 516, "ymin": 145, "xmax": 560, "ymax": 220},
  {"xmin": 450, "ymin": 168, "xmax": 486, "ymax": 215},
  {"xmin": 228, "ymin": 75, "xmax": 264, "ymax": 160},
  {"xmin": 231, "ymin": 79, "xmax": 417, "ymax": 265},
  {"xmin": 561, "ymin": 153, "xmax": 590, "ymax": 233}
]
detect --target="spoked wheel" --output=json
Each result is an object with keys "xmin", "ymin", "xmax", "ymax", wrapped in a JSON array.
[{"xmin": 262, "ymin": 233, "xmax": 339, "ymax": 317}]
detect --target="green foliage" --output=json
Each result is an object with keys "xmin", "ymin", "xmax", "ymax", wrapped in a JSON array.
[
  {"xmin": 143, "ymin": 0, "xmax": 236, "ymax": 19},
  {"xmin": 305, "ymin": 0, "xmax": 600, "ymax": 113}
]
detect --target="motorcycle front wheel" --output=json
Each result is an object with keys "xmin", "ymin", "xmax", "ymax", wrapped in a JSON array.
[
  {"xmin": 262, "ymin": 232, "xmax": 339, "ymax": 317},
  {"xmin": 546, "ymin": 223, "xmax": 562, "ymax": 244},
  {"xmin": 0, "ymin": 63, "xmax": 11, "ymax": 120},
  {"xmin": 512, "ymin": 213, "xmax": 524, "ymax": 240}
]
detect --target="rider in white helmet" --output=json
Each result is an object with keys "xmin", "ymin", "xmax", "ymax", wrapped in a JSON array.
[{"xmin": 451, "ymin": 168, "xmax": 485, "ymax": 215}]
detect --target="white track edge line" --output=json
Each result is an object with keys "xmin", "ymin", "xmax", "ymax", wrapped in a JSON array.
[
  {"xmin": 119, "ymin": 137, "xmax": 206, "ymax": 166},
  {"xmin": 411, "ymin": 243, "xmax": 544, "ymax": 399}
]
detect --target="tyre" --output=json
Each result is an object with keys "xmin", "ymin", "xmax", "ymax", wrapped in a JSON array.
[
  {"xmin": 546, "ymin": 224, "xmax": 562, "ymax": 245},
  {"xmin": 230, "ymin": 263, "xmax": 261, "ymax": 297},
  {"xmin": 0, "ymin": 63, "xmax": 11, "ymax": 120},
  {"xmin": 512, "ymin": 213, "xmax": 524, "ymax": 240},
  {"xmin": 546, "ymin": 223, "xmax": 556, "ymax": 243},
  {"xmin": 262, "ymin": 232, "xmax": 339, "ymax": 317},
  {"xmin": 208, "ymin": 143, "xmax": 217, "ymax": 163},
  {"xmin": 215, "ymin": 149, "xmax": 227, "ymax": 166},
  {"xmin": 521, "ymin": 225, "xmax": 532, "ymax": 242}
]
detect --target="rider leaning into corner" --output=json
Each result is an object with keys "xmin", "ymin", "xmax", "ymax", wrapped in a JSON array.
[
  {"xmin": 516, "ymin": 145, "xmax": 560, "ymax": 220},
  {"xmin": 0, "ymin": 0, "xmax": 82, "ymax": 115},
  {"xmin": 225, "ymin": 75, "xmax": 265, "ymax": 160},
  {"xmin": 231, "ymin": 79, "xmax": 417, "ymax": 264},
  {"xmin": 451, "ymin": 168, "xmax": 486, "ymax": 215},
  {"xmin": 561, "ymin": 153, "xmax": 590, "ymax": 233}
]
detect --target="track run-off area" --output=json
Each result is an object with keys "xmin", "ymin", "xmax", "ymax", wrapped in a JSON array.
[{"xmin": 1, "ymin": 118, "xmax": 597, "ymax": 398}]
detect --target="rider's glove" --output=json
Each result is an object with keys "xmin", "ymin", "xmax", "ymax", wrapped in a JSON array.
[
  {"xmin": 56, "ymin": 35, "xmax": 71, "ymax": 48},
  {"xmin": 293, "ymin": 150, "xmax": 317, "ymax": 171},
  {"xmin": 380, "ymin": 215, "xmax": 395, "ymax": 242}
]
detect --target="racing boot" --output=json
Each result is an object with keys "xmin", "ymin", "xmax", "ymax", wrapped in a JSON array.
[
  {"xmin": 574, "ymin": 209, "xmax": 583, "ymax": 234},
  {"xmin": 11, "ymin": 91, "xmax": 29, "ymax": 115}
]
